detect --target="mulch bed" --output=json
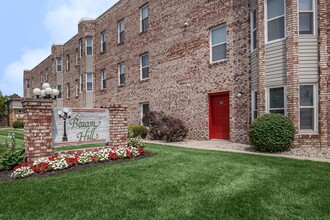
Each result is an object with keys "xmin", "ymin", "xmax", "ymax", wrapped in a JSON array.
[{"xmin": 0, "ymin": 151, "xmax": 155, "ymax": 183}]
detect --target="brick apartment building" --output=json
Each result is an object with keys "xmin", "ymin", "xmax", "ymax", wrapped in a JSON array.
[{"xmin": 24, "ymin": 0, "xmax": 330, "ymax": 147}]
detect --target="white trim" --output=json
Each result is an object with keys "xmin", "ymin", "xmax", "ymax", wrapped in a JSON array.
[
  {"xmin": 266, "ymin": 86, "xmax": 287, "ymax": 115},
  {"xmin": 101, "ymin": 31, "xmax": 106, "ymax": 53},
  {"xmin": 264, "ymin": 0, "xmax": 286, "ymax": 44},
  {"xmin": 251, "ymin": 90, "xmax": 258, "ymax": 120},
  {"xmin": 140, "ymin": 4, "xmax": 148, "ymax": 32},
  {"xmin": 66, "ymin": 82, "xmax": 70, "ymax": 99},
  {"xmin": 85, "ymin": 36, "xmax": 93, "ymax": 56},
  {"xmin": 79, "ymin": 38, "xmax": 83, "ymax": 58},
  {"xmin": 140, "ymin": 102, "xmax": 149, "ymax": 125},
  {"xmin": 86, "ymin": 72, "xmax": 93, "ymax": 92},
  {"xmin": 250, "ymin": 9, "xmax": 257, "ymax": 52},
  {"xmin": 79, "ymin": 74, "xmax": 83, "ymax": 93},
  {"xmin": 118, "ymin": 63, "xmax": 125, "ymax": 86},
  {"xmin": 210, "ymin": 24, "xmax": 227, "ymax": 63},
  {"xmin": 298, "ymin": 83, "xmax": 318, "ymax": 134},
  {"xmin": 298, "ymin": 0, "xmax": 316, "ymax": 36},
  {"xmin": 118, "ymin": 19, "xmax": 125, "ymax": 43},
  {"xmin": 101, "ymin": 69, "xmax": 107, "ymax": 90},
  {"xmin": 56, "ymin": 57, "xmax": 62, "ymax": 72},
  {"xmin": 66, "ymin": 54, "xmax": 70, "ymax": 71},
  {"xmin": 140, "ymin": 53, "xmax": 149, "ymax": 80},
  {"xmin": 75, "ymin": 79, "xmax": 79, "ymax": 97}
]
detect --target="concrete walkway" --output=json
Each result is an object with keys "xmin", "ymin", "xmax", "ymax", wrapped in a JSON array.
[{"xmin": 144, "ymin": 140, "xmax": 330, "ymax": 163}]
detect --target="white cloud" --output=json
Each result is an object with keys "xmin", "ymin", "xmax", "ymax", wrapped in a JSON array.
[
  {"xmin": 0, "ymin": 48, "xmax": 50, "ymax": 96},
  {"xmin": 1, "ymin": 0, "xmax": 118, "ymax": 96},
  {"xmin": 44, "ymin": 0, "xmax": 119, "ymax": 43}
]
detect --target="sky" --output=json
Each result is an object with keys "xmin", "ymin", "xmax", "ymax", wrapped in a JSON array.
[{"xmin": 0, "ymin": 0, "xmax": 119, "ymax": 97}]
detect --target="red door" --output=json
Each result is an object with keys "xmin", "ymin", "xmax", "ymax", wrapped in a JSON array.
[{"xmin": 209, "ymin": 93, "xmax": 230, "ymax": 140}]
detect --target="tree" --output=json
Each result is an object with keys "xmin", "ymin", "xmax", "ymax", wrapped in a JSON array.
[{"xmin": 0, "ymin": 90, "xmax": 8, "ymax": 119}]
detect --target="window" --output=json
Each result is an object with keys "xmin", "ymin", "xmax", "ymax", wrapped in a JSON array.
[
  {"xmin": 251, "ymin": 10, "xmax": 257, "ymax": 51},
  {"xmin": 45, "ymin": 70, "xmax": 48, "ymax": 82},
  {"xmin": 75, "ymin": 79, "xmax": 79, "ymax": 97},
  {"xmin": 141, "ymin": 103, "xmax": 149, "ymax": 126},
  {"xmin": 252, "ymin": 90, "xmax": 258, "ymax": 120},
  {"xmin": 268, "ymin": 87, "xmax": 285, "ymax": 114},
  {"xmin": 266, "ymin": 0, "xmax": 285, "ymax": 42},
  {"xmin": 101, "ymin": 31, "xmax": 106, "ymax": 53},
  {"xmin": 66, "ymin": 82, "xmax": 70, "ymax": 98},
  {"xmin": 118, "ymin": 19, "xmax": 125, "ymax": 44},
  {"xmin": 56, "ymin": 57, "xmax": 62, "ymax": 72},
  {"xmin": 140, "ymin": 53, "xmax": 149, "ymax": 80},
  {"xmin": 79, "ymin": 38, "xmax": 83, "ymax": 57},
  {"xmin": 140, "ymin": 4, "xmax": 149, "ymax": 32},
  {"xmin": 86, "ymin": 37, "xmax": 93, "ymax": 55},
  {"xmin": 80, "ymin": 74, "xmax": 83, "ymax": 93},
  {"xmin": 299, "ymin": 84, "xmax": 317, "ymax": 132},
  {"xmin": 66, "ymin": 54, "xmax": 70, "ymax": 71},
  {"xmin": 118, "ymin": 63, "xmax": 125, "ymax": 85},
  {"xmin": 75, "ymin": 49, "xmax": 79, "ymax": 65},
  {"xmin": 210, "ymin": 24, "xmax": 227, "ymax": 62},
  {"xmin": 101, "ymin": 69, "xmax": 107, "ymax": 89},
  {"xmin": 299, "ymin": 0, "xmax": 314, "ymax": 35},
  {"xmin": 57, "ymin": 85, "xmax": 62, "ymax": 99},
  {"xmin": 86, "ymin": 72, "xmax": 93, "ymax": 91},
  {"xmin": 26, "ymin": 79, "xmax": 30, "ymax": 89}
]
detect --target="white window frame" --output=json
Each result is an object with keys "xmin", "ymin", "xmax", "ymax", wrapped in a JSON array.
[
  {"xmin": 251, "ymin": 90, "xmax": 258, "ymax": 120},
  {"xmin": 75, "ymin": 79, "xmax": 79, "ymax": 97},
  {"xmin": 250, "ymin": 9, "xmax": 257, "ymax": 51},
  {"xmin": 101, "ymin": 31, "xmax": 106, "ymax": 53},
  {"xmin": 118, "ymin": 63, "xmax": 125, "ymax": 86},
  {"xmin": 45, "ymin": 70, "xmax": 48, "ymax": 82},
  {"xmin": 298, "ymin": 0, "xmax": 316, "ymax": 36},
  {"xmin": 299, "ymin": 84, "xmax": 318, "ymax": 133},
  {"xmin": 101, "ymin": 69, "xmax": 107, "ymax": 89},
  {"xmin": 26, "ymin": 79, "xmax": 30, "ymax": 89},
  {"xmin": 56, "ymin": 57, "xmax": 62, "ymax": 72},
  {"xmin": 79, "ymin": 38, "xmax": 83, "ymax": 58},
  {"xmin": 86, "ymin": 72, "xmax": 93, "ymax": 92},
  {"xmin": 266, "ymin": 86, "xmax": 287, "ymax": 115},
  {"xmin": 140, "ymin": 103, "xmax": 149, "ymax": 125},
  {"xmin": 140, "ymin": 53, "xmax": 149, "ymax": 80},
  {"xmin": 57, "ymin": 85, "xmax": 62, "ymax": 99},
  {"xmin": 75, "ymin": 49, "xmax": 79, "ymax": 66},
  {"xmin": 80, "ymin": 74, "xmax": 83, "ymax": 93},
  {"xmin": 210, "ymin": 24, "xmax": 227, "ymax": 63},
  {"xmin": 140, "ymin": 4, "xmax": 149, "ymax": 32},
  {"xmin": 118, "ymin": 19, "xmax": 125, "ymax": 44},
  {"xmin": 66, "ymin": 54, "xmax": 70, "ymax": 71},
  {"xmin": 86, "ymin": 36, "xmax": 93, "ymax": 56},
  {"xmin": 66, "ymin": 82, "xmax": 70, "ymax": 99},
  {"xmin": 265, "ymin": 0, "xmax": 286, "ymax": 44}
]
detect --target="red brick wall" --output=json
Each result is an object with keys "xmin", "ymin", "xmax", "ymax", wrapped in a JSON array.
[
  {"xmin": 22, "ymin": 100, "xmax": 128, "ymax": 161},
  {"xmin": 22, "ymin": 99, "xmax": 53, "ymax": 161}
]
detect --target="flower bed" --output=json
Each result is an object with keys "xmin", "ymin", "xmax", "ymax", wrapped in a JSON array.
[{"xmin": 11, "ymin": 147, "xmax": 145, "ymax": 179}]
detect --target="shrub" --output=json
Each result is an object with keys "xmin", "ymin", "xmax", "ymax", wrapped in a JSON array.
[
  {"xmin": 127, "ymin": 138, "xmax": 146, "ymax": 149},
  {"xmin": 128, "ymin": 125, "xmax": 148, "ymax": 139},
  {"xmin": 143, "ymin": 111, "xmax": 188, "ymax": 142},
  {"xmin": 249, "ymin": 114, "xmax": 295, "ymax": 152},
  {"xmin": 12, "ymin": 120, "xmax": 24, "ymax": 129},
  {"xmin": 0, "ymin": 149, "xmax": 26, "ymax": 170}
]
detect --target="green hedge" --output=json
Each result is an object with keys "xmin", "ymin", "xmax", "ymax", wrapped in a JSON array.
[{"xmin": 249, "ymin": 114, "xmax": 295, "ymax": 152}]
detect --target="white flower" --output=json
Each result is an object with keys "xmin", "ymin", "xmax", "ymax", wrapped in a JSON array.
[{"xmin": 11, "ymin": 166, "xmax": 34, "ymax": 179}]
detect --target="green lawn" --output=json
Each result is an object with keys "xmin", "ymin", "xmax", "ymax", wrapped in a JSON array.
[
  {"xmin": 0, "ymin": 128, "xmax": 24, "ymax": 157},
  {"xmin": 0, "ymin": 144, "xmax": 330, "ymax": 220}
]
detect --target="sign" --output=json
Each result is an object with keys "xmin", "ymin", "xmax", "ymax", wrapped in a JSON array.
[{"xmin": 52, "ymin": 108, "xmax": 110, "ymax": 147}]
